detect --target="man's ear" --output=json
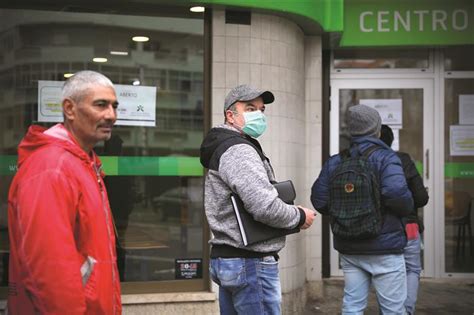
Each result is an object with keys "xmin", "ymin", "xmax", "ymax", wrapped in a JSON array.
[
  {"xmin": 225, "ymin": 110, "xmax": 234, "ymax": 124},
  {"xmin": 62, "ymin": 98, "xmax": 76, "ymax": 121}
]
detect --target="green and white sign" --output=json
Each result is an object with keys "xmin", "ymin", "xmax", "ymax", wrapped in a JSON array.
[
  {"xmin": 190, "ymin": 0, "xmax": 473, "ymax": 46},
  {"xmin": 37, "ymin": 80, "xmax": 157, "ymax": 127},
  {"xmin": 341, "ymin": 0, "xmax": 474, "ymax": 46},
  {"xmin": 195, "ymin": 0, "xmax": 344, "ymax": 32}
]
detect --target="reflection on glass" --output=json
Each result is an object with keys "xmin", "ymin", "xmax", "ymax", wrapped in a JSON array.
[
  {"xmin": 334, "ymin": 48, "xmax": 429, "ymax": 69},
  {"xmin": 444, "ymin": 78, "xmax": 474, "ymax": 273},
  {"xmin": 0, "ymin": 178, "xmax": 8, "ymax": 287},
  {"xmin": 104, "ymin": 174, "xmax": 204, "ymax": 282},
  {"xmin": 444, "ymin": 46, "xmax": 474, "ymax": 71},
  {"xmin": 0, "ymin": 8, "xmax": 204, "ymax": 284}
]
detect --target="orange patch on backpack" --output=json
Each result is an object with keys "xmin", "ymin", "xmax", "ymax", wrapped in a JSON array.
[{"xmin": 344, "ymin": 183, "xmax": 354, "ymax": 193}]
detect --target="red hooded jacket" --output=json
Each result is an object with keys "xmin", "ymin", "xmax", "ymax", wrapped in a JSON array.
[{"xmin": 8, "ymin": 124, "xmax": 122, "ymax": 314}]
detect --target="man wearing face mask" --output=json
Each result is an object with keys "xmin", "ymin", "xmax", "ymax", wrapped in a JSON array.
[{"xmin": 200, "ymin": 84, "xmax": 316, "ymax": 314}]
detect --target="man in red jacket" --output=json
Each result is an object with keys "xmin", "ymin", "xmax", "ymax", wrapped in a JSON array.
[{"xmin": 8, "ymin": 70, "xmax": 122, "ymax": 314}]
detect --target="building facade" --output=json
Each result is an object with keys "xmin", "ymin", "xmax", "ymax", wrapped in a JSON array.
[{"xmin": 0, "ymin": 0, "xmax": 472, "ymax": 314}]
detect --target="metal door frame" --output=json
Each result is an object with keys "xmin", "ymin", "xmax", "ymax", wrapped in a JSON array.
[{"xmin": 329, "ymin": 78, "xmax": 435, "ymax": 277}]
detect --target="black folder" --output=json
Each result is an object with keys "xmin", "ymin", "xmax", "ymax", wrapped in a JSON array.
[{"xmin": 231, "ymin": 180, "xmax": 300, "ymax": 246}]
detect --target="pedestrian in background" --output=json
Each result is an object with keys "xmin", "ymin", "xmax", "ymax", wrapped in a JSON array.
[
  {"xmin": 311, "ymin": 105, "xmax": 414, "ymax": 314},
  {"xmin": 381, "ymin": 124, "xmax": 429, "ymax": 315},
  {"xmin": 8, "ymin": 70, "xmax": 122, "ymax": 314}
]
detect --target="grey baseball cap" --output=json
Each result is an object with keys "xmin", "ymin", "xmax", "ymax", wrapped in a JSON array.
[{"xmin": 224, "ymin": 84, "xmax": 274, "ymax": 112}]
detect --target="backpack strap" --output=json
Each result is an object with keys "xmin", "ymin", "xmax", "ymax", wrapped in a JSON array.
[
  {"xmin": 342, "ymin": 144, "xmax": 380, "ymax": 159},
  {"xmin": 339, "ymin": 148, "xmax": 351, "ymax": 159},
  {"xmin": 361, "ymin": 145, "xmax": 384, "ymax": 206},
  {"xmin": 361, "ymin": 145, "xmax": 381, "ymax": 158}
]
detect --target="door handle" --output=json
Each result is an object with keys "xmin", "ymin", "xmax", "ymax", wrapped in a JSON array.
[{"xmin": 425, "ymin": 149, "xmax": 429, "ymax": 180}]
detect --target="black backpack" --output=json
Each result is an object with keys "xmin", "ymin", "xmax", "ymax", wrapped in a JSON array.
[{"xmin": 328, "ymin": 145, "xmax": 383, "ymax": 240}]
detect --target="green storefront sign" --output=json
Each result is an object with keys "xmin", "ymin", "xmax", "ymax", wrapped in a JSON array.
[
  {"xmin": 193, "ymin": 0, "xmax": 472, "ymax": 46},
  {"xmin": 341, "ymin": 0, "xmax": 474, "ymax": 46},
  {"xmin": 195, "ymin": 0, "xmax": 344, "ymax": 32}
]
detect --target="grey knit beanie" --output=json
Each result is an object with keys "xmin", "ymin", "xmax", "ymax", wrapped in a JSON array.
[{"xmin": 348, "ymin": 104, "xmax": 382, "ymax": 137}]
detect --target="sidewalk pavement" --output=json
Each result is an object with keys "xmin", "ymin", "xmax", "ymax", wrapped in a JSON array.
[{"xmin": 303, "ymin": 278, "xmax": 474, "ymax": 315}]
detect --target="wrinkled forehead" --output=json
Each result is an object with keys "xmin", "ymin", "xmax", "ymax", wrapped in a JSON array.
[{"xmin": 83, "ymin": 84, "xmax": 117, "ymax": 99}]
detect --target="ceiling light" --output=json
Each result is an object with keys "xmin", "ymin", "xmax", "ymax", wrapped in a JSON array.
[
  {"xmin": 92, "ymin": 57, "xmax": 108, "ymax": 63},
  {"xmin": 190, "ymin": 6, "xmax": 205, "ymax": 13},
  {"xmin": 110, "ymin": 51, "xmax": 129, "ymax": 56},
  {"xmin": 64, "ymin": 73, "xmax": 74, "ymax": 78},
  {"xmin": 132, "ymin": 36, "xmax": 149, "ymax": 42}
]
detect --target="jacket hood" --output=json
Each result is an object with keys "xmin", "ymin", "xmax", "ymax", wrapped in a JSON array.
[
  {"xmin": 17, "ymin": 124, "xmax": 98, "ymax": 169},
  {"xmin": 200, "ymin": 125, "xmax": 244, "ymax": 169},
  {"xmin": 351, "ymin": 136, "xmax": 391, "ymax": 152}
]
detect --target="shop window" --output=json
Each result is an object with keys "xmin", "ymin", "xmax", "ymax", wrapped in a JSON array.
[
  {"xmin": 0, "ymin": 6, "xmax": 207, "ymax": 295},
  {"xmin": 444, "ymin": 45, "xmax": 474, "ymax": 71},
  {"xmin": 444, "ymin": 78, "xmax": 474, "ymax": 273},
  {"xmin": 333, "ymin": 48, "xmax": 429, "ymax": 69}
]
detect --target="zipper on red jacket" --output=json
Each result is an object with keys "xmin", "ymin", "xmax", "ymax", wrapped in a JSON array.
[{"xmin": 93, "ymin": 161, "xmax": 118, "ymax": 314}]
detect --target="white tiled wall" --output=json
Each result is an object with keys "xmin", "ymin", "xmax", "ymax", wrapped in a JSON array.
[
  {"xmin": 211, "ymin": 9, "xmax": 323, "ymax": 298},
  {"xmin": 304, "ymin": 36, "xmax": 323, "ymax": 283}
]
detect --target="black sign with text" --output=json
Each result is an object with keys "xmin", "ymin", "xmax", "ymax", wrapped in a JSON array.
[{"xmin": 175, "ymin": 258, "xmax": 202, "ymax": 279}]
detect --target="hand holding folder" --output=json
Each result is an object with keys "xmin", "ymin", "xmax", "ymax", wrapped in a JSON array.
[{"xmin": 231, "ymin": 180, "xmax": 300, "ymax": 246}]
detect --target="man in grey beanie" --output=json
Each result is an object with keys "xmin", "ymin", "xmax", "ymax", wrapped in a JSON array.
[
  {"xmin": 200, "ymin": 84, "xmax": 316, "ymax": 314},
  {"xmin": 348, "ymin": 104, "xmax": 382, "ymax": 137},
  {"xmin": 311, "ymin": 104, "xmax": 414, "ymax": 314}
]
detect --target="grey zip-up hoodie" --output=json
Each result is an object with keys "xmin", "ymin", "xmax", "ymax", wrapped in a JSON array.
[{"xmin": 200, "ymin": 124, "xmax": 303, "ymax": 253}]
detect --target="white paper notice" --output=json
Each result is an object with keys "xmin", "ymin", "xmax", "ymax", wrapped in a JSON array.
[
  {"xmin": 450, "ymin": 125, "xmax": 474, "ymax": 156},
  {"xmin": 459, "ymin": 95, "xmax": 474, "ymax": 125},
  {"xmin": 38, "ymin": 81, "xmax": 64, "ymax": 123},
  {"xmin": 37, "ymin": 81, "xmax": 157, "ymax": 127},
  {"xmin": 359, "ymin": 99, "xmax": 403, "ymax": 127},
  {"xmin": 115, "ymin": 84, "xmax": 157, "ymax": 127}
]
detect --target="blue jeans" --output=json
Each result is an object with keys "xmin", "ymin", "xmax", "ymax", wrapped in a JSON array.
[
  {"xmin": 340, "ymin": 254, "xmax": 407, "ymax": 315},
  {"xmin": 404, "ymin": 233, "xmax": 421, "ymax": 315},
  {"xmin": 210, "ymin": 256, "xmax": 281, "ymax": 315}
]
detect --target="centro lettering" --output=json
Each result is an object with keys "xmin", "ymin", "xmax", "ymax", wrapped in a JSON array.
[
  {"xmin": 120, "ymin": 92, "xmax": 138, "ymax": 97},
  {"xmin": 360, "ymin": 9, "xmax": 469, "ymax": 32}
]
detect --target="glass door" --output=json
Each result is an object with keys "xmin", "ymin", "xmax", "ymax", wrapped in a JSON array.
[
  {"xmin": 443, "ymin": 77, "xmax": 474, "ymax": 275},
  {"xmin": 330, "ymin": 79, "xmax": 435, "ymax": 277}
]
